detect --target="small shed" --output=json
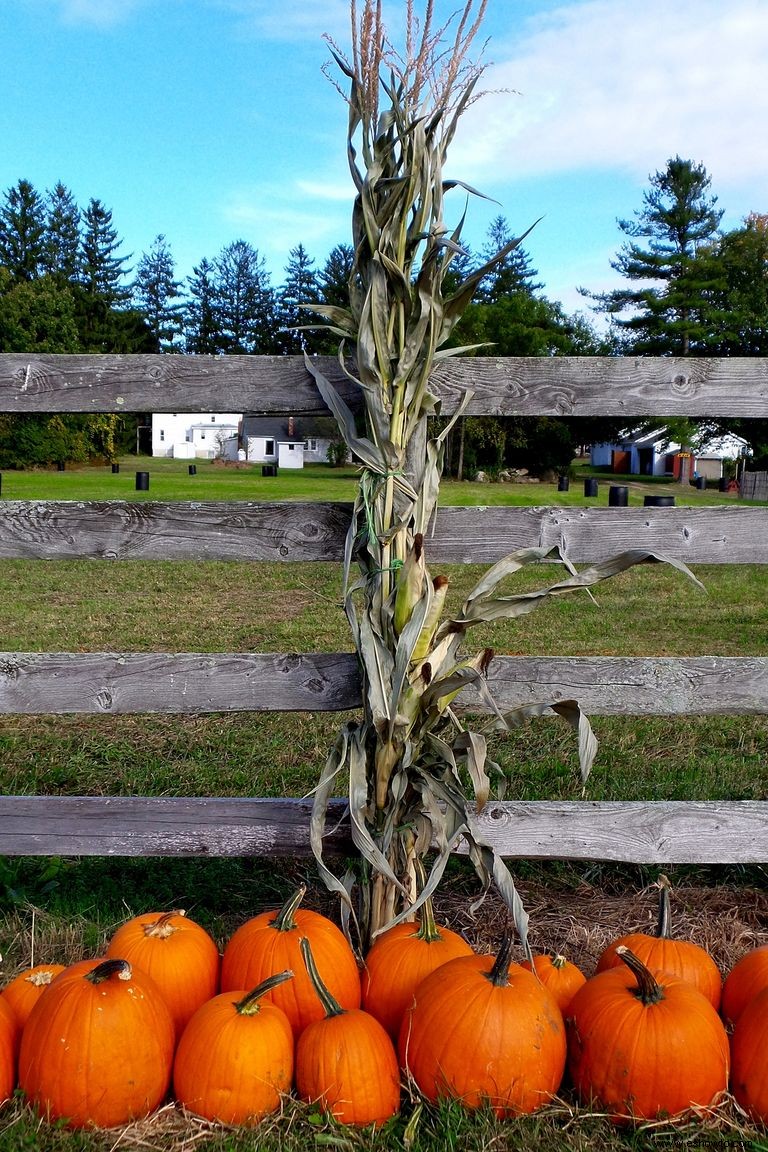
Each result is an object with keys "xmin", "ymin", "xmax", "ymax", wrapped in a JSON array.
[{"xmin": 232, "ymin": 415, "xmax": 336, "ymax": 469}]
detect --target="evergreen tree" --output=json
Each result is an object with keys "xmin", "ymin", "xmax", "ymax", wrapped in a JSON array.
[
  {"xmin": 132, "ymin": 234, "xmax": 184, "ymax": 351},
  {"xmin": 713, "ymin": 213, "xmax": 768, "ymax": 355},
  {"xmin": 43, "ymin": 182, "xmax": 81, "ymax": 281},
  {"xmin": 184, "ymin": 258, "xmax": 219, "ymax": 354},
  {"xmin": 213, "ymin": 239, "xmax": 277, "ymax": 354},
  {"xmin": 78, "ymin": 198, "xmax": 131, "ymax": 305},
  {"xmin": 475, "ymin": 215, "xmax": 542, "ymax": 302},
  {"xmin": 587, "ymin": 156, "xmax": 725, "ymax": 354},
  {"xmin": 278, "ymin": 243, "xmax": 320, "ymax": 353},
  {"xmin": 318, "ymin": 243, "xmax": 354, "ymax": 308},
  {"xmin": 0, "ymin": 179, "xmax": 46, "ymax": 281}
]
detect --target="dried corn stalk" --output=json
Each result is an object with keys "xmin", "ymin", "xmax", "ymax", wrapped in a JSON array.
[{"xmin": 306, "ymin": 1, "xmax": 701, "ymax": 950}]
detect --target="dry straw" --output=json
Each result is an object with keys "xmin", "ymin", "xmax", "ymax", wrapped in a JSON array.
[{"xmin": 306, "ymin": 0, "xmax": 700, "ymax": 950}]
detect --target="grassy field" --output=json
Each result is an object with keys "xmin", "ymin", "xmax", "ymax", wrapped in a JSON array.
[{"xmin": 1, "ymin": 457, "xmax": 767, "ymax": 1149}]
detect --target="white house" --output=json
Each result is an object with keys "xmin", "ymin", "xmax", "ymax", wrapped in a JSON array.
[
  {"xmin": 151, "ymin": 413, "xmax": 242, "ymax": 459},
  {"xmin": 223, "ymin": 415, "xmax": 336, "ymax": 469},
  {"xmin": 590, "ymin": 427, "xmax": 750, "ymax": 481}
]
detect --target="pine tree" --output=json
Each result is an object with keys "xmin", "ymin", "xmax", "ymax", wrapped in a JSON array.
[
  {"xmin": 278, "ymin": 243, "xmax": 320, "ymax": 353},
  {"xmin": 43, "ymin": 182, "xmax": 81, "ymax": 281},
  {"xmin": 318, "ymin": 243, "xmax": 354, "ymax": 308},
  {"xmin": 78, "ymin": 198, "xmax": 131, "ymax": 305},
  {"xmin": 476, "ymin": 215, "xmax": 542, "ymax": 302},
  {"xmin": 213, "ymin": 240, "xmax": 277, "ymax": 354},
  {"xmin": 589, "ymin": 156, "xmax": 725, "ymax": 354},
  {"xmin": 184, "ymin": 258, "xmax": 219, "ymax": 354},
  {"xmin": 0, "ymin": 179, "xmax": 46, "ymax": 281},
  {"xmin": 132, "ymin": 234, "xmax": 184, "ymax": 351}
]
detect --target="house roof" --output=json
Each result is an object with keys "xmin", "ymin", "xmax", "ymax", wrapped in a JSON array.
[{"xmin": 241, "ymin": 415, "xmax": 336, "ymax": 442}]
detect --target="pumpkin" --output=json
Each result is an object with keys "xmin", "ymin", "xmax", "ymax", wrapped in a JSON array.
[
  {"xmin": 1, "ymin": 963, "xmax": 66, "ymax": 1028},
  {"xmin": 567, "ymin": 945, "xmax": 729, "ymax": 1122},
  {"xmin": 295, "ymin": 937, "xmax": 400, "ymax": 1127},
  {"xmin": 18, "ymin": 957, "xmax": 175, "ymax": 1129},
  {"xmin": 221, "ymin": 884, "xmax": 360, "ymax": 1037},
  {"xmin": 721, "ymin": 943, "xmax": 768, "ymax": 1029},
  {"xmin": 173, "ymin": 971, "xmax": 294, "ymax": 1125},
  {"xmin": 0, "ymin": 995, "xmax": 19, "ymax": 1104},
  {"xmin": 398, "ymin": 935, "xmax": 566, "ymax": 1116},
  {"xmin": 730, "ymin": 984, "xmax": 768, "ymax": 1122},
  {"xmin": 521, "ymin": 951, "xmax": 587, "ymax": 1014},
  {"xmin": 596, "ymin": 875, "xmax": 722, "ymax": 1008},
  {"xmin": 105, "ymin": 909, "xmax": 220, "ymax": 1038},
  {"xmin": 362, "ymin": 891, "xmax": 473, "ymax": 1039}
]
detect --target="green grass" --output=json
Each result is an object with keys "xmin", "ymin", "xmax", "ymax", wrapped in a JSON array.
[
  {"xmin": 0, "ymin": 454, "xmax": 757, "ymax": 506},
  {"xmin": 1, "ymin": 459, "xmax": 768, "ymax": 1149}
]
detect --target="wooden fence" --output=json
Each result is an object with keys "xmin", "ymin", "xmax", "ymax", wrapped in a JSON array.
[{"xmin": 1, "ymin": 352, "xmax": 768, "ymax": 865}]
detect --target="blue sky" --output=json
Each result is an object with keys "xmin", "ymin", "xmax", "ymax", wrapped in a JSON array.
[{"xmin": 3, "ymin": 0, "xmax": 768, "ymax": 319}]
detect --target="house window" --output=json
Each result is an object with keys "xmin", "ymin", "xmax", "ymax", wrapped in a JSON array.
[
  {"xmin": 304, "ymin": 438, "xmax": 318, "ymax": 452},
  {"xmin": 288, "ymin": 444, "xmax": 295, "ymax": 451},
  {"xmin": 265, "ymin": 439, "xmax": 275, "ymax": 455},
  {"xmin": 211, "ymin": 416, "xmax": 216, "ymax": 423},
  {"xmin": 159, "ymin": 430, "xmax": 165, "ymax": 442}
]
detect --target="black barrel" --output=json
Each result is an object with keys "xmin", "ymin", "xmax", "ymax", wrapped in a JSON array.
[
  {"xmin": 262, "ymin": 464, "xmax": 278, "ymax": 477},
  {"xmin": 608, "ymin": 485, "xmax": 628, "ymax": 507},
  {"xmin": 135, "ymin": 471, "xmax": 150, "ymax": 491},
  {"xmin": 643, "ymin": 495, "xmax": 676, "ymax": 507},
  {"xmin": 188, "ymin": 464, "xmax": 197, "ymax": 475},
  {"xmin": 557, "ymin": 474, "xmax": 570, "ymax": 492},
  {"xmin": 584, "ymin": 477, "xmax": 599, "ymax": 497},
  {"xmin": 695, "ymin": 475, "xmax": 707, "ymax": 490}
]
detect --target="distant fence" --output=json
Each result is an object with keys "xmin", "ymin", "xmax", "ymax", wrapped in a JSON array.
[
  {"xmin": 1, "ymin": 352, "xmax": 768, "ymax": 863},
  {"xmin": 742, "ymin": 471, "xmax": 768, "ymax": 501}
]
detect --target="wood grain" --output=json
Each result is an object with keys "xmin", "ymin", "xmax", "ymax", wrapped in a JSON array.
[
  {"xmin": 1, "ymin": 353, "xmax": 768, "ymax": 416},
  {"xmin": 2, "ymin": 653, "xmax": 766, "ymax": 716},
  {"xmin": 1, "ymin": 795, "xmax": 766, "ymax": 863},
  {"xmin": 1, "ymin": 502, "xmax": 766, "ymax": 563}
]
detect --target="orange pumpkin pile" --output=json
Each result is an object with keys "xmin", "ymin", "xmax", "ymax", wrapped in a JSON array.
[{"xmin": 2, "ymin": 877, "xmax": 768, "ymax": 1131}]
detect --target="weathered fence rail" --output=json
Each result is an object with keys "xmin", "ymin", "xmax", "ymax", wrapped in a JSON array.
[{"xmin": 2, "ymin": 353, "xmax": 768, "ymax": 862}]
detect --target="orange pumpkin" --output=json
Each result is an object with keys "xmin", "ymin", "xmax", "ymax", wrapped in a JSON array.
[
  {"xmin": 730, "ymin": 984, "xmax": 768, "ymax": 1122},
  {"xmin": 295, "ymin": 937, "xmax": 400, "ymax": 1127},
  {"xmin": 106, "ymin": 910, "xmax": 220, "ymax": 1038},
  {"xmin": 596, "ymin": 875, "xmax": 722, "ymax": 1008},
  {"xmin": 398, "ymin": 935, "xmax": 566, "ymax": 1116},
  {"xmin": 362, "ymin": 893, "xmax": 473, "ymax": 1039},
  {"xmin": 173, "ymin": 971, "xmax": 294, "ymax": 1125},
  {"xmin": 721, "ymin": 943, "xmax": 768, "ymax": 1029},
  {"xmin": 221, "ymin": 885, "xmax": 360, "ymax": 1037},
  {"xmin": 0, "ymin": 995, "xmax": 19, "ymax": 1104},
  {"xmin": 18, "ymin": 957, "xmax": 175, "ymax": 1129},
  {"xmin": 567, "ymin": 945, "xmax": 729, "ymax": 1122},
  {"xmin": 1, "ymin": 963, "xmax": 66, "ymax": 1028},
  {"xmin": 521, "ymin": 951, "xmax": 587, "ymax": 1014}
]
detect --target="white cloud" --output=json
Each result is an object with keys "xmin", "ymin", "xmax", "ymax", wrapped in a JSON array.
[
  {"xmin": 213, "ymin": 0, "xmax": 351, "ymax": 43},
  {"xmin": 53, "ymin": 0, "xmax": 150, "ymax": 26},
  {"xmin": 221, "ymin": 181, "xmax": 350, "ymax": 267},
  {"xmin": 453, "ymin": 0, "xmax": 768, "ymax": 191}
]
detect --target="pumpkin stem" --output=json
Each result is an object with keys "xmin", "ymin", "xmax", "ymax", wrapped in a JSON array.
[
  {"xmin": 271, "ymin": 885, "xmax": 307, "ymax": 932},
  {"xmin": 300, "ymin": 936, "xmax": 344, "ymax": 1019},
  {"xmin": 85, "ymin": 958, "xmax": 132, "ymax": 984},
  {"xmin": 551, "ymin": 952, "xmax": 568, "ymax": 971},
  {"xmin": 616, "ymin": 945, "xmax": 666, "ymax": 1006},
  {"xmin": 656, "ymin": 874, "xmax": 672, "ymax": 939},
  {"xmin": 486, "ymin": 934, "xmax": 514, "ymax": 988},
  {"xmin": 143, "ymin": 910, "xmax": 185, "ymax": 939},
  {"xmin": 235, "ymin": 970, "xmax": 294, "ymax": 1016}
]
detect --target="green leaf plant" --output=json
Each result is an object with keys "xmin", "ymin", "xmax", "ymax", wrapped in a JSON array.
[{"xmin": 306, "ymin": 0, "xmax": 702, "ymax": 952}]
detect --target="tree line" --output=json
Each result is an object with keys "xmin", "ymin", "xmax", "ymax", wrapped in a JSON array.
[{"xmin": 0, "ymin": 159, "xmax": 766, "ymax": 471}]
